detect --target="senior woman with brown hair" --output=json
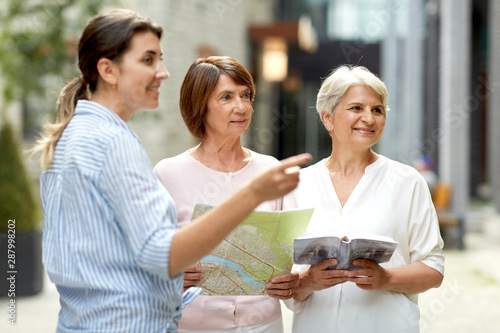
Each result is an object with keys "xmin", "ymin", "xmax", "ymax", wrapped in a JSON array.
[
  {"xmin": 154, "ymin": 56, "xmax": 286, "ymax": 332},
  {"xmin": 266, "ymin": 65, "xmax": 444, "ymax": 332}
]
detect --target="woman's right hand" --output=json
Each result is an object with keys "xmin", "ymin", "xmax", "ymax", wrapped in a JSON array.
[
  {"xmin": 293, "ymin": 259, "xmax": 349, "ymax": 302},
  {"xmin": 249, "ymin": 153, "xmax": 312, "ymax": 202},
  {"xmin": 266, "ymin": 272, "xmax": 300, "ymax": 300},
  {"xmin": 183, "ymin": 265, "xmax": 204, "ymax": 291}
]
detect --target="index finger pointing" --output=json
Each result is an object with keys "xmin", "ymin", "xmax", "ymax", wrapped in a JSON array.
[{"xmin": 279, "ymin": 153, "xmax": 312, "ymax": 171}]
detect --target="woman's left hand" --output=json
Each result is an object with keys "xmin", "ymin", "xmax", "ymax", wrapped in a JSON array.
[
  {"xmin": 183, "ymin": 265, "xmax": 204, "ymax": 291},
  {"xmin": 347, "ymin": 259, "xmax": 390, "ymax": 291},
  {"xmin": 348, "ymin": 260, "xmax": 443, "ymax": 294},
  {"xmin": 265, "ymin": 273, "xmax": 300, "ymax": 300}
]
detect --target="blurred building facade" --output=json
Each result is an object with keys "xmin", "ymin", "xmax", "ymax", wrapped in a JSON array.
[
  {"xmin": 488, "ymin": 0, "xmax": 500, "ymax": 215},
  {"xmin": 121, "ymin": 0, "xmax": 499, "ymax": 224},
  {"xmin": 3, "ymin": 0, "xmax": 499, "ymax": 223},
  {"xmin": 116, "ymin": 0, "xmax": 276, "ymax": 163},
  {"xmin": 244, "ymin": 0, "xmax": 499, "ymax": 225}
]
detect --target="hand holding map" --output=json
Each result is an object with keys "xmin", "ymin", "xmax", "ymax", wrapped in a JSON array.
[{"xmin": 191, "ymin": 204, "xmax": 314, "ymax": 296}]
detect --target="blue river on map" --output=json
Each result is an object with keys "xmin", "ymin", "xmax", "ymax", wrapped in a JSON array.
[{"xmin": 200, "ymin": 256, "xmax": 266, "ymax": 287}]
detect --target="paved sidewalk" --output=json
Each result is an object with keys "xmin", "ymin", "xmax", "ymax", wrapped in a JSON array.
[
  {"xmin": 418, "ymin": 231, "xmax": 500, "ymax": 332},
  {"xmin": 2, "ymin": 226, "xmax": 500, "ymax": 332},
  {"xmin": 0, "ymin": 271, "xmax": 58, "ymax": 332}
]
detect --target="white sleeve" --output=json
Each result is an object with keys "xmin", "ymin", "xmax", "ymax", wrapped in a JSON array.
[{"xmin": 408, "ymin": 174, "xmax": 445, "ymax": 275}]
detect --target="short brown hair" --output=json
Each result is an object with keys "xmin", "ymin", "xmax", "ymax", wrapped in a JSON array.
[{"xmin": 179, "ymin": 56, "xmax": 255, "ymax": 139}]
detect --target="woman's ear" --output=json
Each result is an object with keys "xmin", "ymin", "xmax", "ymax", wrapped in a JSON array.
[
  {"xmin": 321, "ymin": 111, "xmax": 333, "ymax": 131},
  {"xmin": 96, "ymin": 58, "xmax": 118, "ymax": 87}
]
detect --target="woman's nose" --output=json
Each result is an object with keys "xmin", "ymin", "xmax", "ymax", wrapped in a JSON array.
[
  {"xmin": 233, "ymin": 98, "xmax": 247, "ymax": 113},
  {"xmin": 156, "ymin": 62, "xmax": 169, "ymax": 80},
  {"xmin": 361, "ymin": 109, "xmax": 375, "ymax": 123}
]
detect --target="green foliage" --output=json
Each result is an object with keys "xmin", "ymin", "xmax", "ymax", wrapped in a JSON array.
[
  {"xmin": 0, "ymin": 0, "xmax": 106, "ymax": 106},
  {"xmin": 0, "ymin": 0, "xmax": 111, "ymax": 232},
  {"xmin": 0, "ymin": 122, "xmax": 41, "ymax": 233}
]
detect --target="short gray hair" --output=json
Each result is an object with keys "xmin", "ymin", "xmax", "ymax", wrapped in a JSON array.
[{"xmin": 316, "ymin": 65, "xmax": 389, "ymax": 118}]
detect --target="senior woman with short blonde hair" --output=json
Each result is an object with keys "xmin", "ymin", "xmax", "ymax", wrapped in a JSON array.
[{"xmin": 267, "ymin": 65, "xmax": 444, "ymax": 332}]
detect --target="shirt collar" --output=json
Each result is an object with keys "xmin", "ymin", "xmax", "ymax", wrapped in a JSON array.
[{"xmin": 75, "ymin": 100, "xmax": 137, "ymax": 138}]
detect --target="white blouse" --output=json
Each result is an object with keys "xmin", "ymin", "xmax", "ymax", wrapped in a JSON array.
[{"xmin": 284, "ymin": 155, "xmax": 444, "ymax": 333}]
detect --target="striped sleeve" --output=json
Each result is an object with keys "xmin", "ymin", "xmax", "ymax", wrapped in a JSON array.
[{"xmin": 99, "ymin": 131, "xmax": 177, "ymax": 279}]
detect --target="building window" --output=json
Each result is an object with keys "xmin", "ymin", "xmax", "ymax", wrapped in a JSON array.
[{"xmin": 327, "ymin": 0, "xmax": 392, "ymax": 42}]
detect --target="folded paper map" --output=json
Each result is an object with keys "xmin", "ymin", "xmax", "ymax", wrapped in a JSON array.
[{"xmin": 191, "ymin": 204, "xmax": 314, "ymax": 296}]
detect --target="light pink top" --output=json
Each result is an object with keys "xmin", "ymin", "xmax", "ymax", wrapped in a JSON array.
[{"xmin": 153, "ymin": 150, "xmax": 282, "ymax": 330}]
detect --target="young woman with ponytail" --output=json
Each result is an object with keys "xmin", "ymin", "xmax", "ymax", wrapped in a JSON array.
[{"xmin": 33, "ymin": 9, "xmax": 310, "ymax": 332}]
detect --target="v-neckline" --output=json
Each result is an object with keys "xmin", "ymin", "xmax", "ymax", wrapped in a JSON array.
[{"xmin": 319, "ymin": 156, "xmax": 383, "ymax": 214}]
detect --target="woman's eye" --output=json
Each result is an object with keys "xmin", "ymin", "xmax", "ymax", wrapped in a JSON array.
[
  {"xmin": 350, "ymin": 106, "xmax": 361, "ymax": 111},
  {"xmin": 222, "ymin": 95, "xmax": 230, "ymax": 101},
  {"xmin": 242, "ymin": 93, "xmax": 251, "ymax": 99},
  {"xmin": 373, "ymin": 108, "xmax": 383, "ymax": 114},
  {"xmin": 144, "ymin": 57, "xmax": 152, "ymax": 64}
]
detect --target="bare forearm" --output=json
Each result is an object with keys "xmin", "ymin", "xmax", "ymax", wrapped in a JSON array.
[
  {"xmin": 384, "ymin": 262, "xmax": 443, "ymax": 294},
  {"xmin": 168, "ymin": 183, "xmax": 261, "ymax": 277}
]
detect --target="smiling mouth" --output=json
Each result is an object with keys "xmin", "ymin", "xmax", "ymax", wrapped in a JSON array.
[
  {"xmin": 147, "ymin": 85, "xmax": 160, "ymax": 93},
  {"xmin": 354, "ymin": 128, "xmax": 375, "ymax": 134},
  {"xmin": 231, "ymin": 119, "xmax": 247, "ymax": 124}
]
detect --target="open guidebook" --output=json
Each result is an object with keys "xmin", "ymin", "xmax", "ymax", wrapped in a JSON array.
[{"xmin": 293, "ymin": 233, "xmax": 398, "ymax": 270}]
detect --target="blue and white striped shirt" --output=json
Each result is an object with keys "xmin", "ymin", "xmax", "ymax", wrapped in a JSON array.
[{"xmin": 41, "ymin": 100, "xmax": 196, "ymax": 332}]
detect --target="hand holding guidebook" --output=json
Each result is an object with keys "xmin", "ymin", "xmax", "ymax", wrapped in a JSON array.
[{"xmin": 293, "ymin": 233, "xmax": 398, "ymax": 270}]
